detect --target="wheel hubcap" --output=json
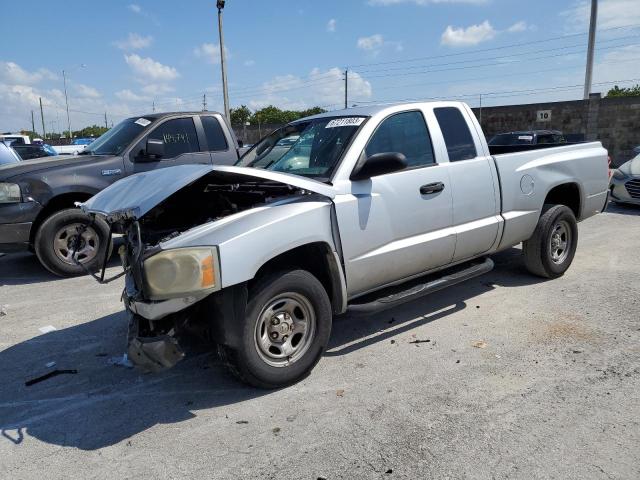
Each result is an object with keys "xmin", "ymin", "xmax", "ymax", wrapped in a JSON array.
[
  {"xmin": 549, "ymin": 220, "xmax": 570, "ymax": 264},
  {"xmin": 254, "ymin": 292, "xmax": 316, "ymax": 367},
  {"xmin": 53, "ymin": 223, "xmax": 100, "ymax": 265}
]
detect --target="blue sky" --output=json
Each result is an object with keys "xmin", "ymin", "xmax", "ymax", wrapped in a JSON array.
[{"xmin": 1, "ymin": 0, "xmax": 639, "ymax": 132}]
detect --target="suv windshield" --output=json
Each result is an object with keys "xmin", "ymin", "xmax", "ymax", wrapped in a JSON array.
[
  {"xmin": 82, "ymin": 117, "xmax": 154, "ymax": 155},
  {"xmin": 237, "ymin": 116, "xmax": 367, "ymax": 181}
]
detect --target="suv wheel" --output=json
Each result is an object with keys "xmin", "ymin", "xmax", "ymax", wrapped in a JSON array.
[
  {"xmin": 523, "ymin": 204, "xmax": 578, "ymax": 279},
  {"xmin": 219, "ymin": 269, "xmax": 332, "ymax": 388},
  {"xmin": 34, "ymin": 208, "xmax": 112, "ymax": 277}
]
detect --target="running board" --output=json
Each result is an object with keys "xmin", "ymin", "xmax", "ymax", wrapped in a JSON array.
[{"xmin": 348, "ymin": 257, "xmax": 494, "ymax": 314}]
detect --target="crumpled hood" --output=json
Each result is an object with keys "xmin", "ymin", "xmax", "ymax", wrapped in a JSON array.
[
  {"xmin": 81, "ymin": 164, "xmax": 336, "ymax": 219},
  {"xmin": 619, "ymin": 155, "xmax": 640, "ymax": 176}
]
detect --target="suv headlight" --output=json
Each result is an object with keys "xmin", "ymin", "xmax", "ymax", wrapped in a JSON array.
[
  {"xmin": 143, "ymin": 247, "xmax": 220, "ymax": 300},
  {"xmin": 0, "ymin": 183, "xmax": 21, "ymax": 203}
]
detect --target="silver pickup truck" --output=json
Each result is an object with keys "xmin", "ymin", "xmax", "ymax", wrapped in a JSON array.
[{"xmin": 82, "ymin": 101, "xmax": 609, "ymax": 388}]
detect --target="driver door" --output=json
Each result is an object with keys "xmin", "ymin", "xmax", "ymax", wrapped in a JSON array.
[
  {"xmin": 125, "ymin": 117, "xmax": 211, "ymax": 174},
  {"xmin": 336, "ymin": 110, "xmax": 456, "ymax": 297}
]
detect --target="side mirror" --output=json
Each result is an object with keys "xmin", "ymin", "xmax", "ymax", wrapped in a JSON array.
[
  {"xmin": 350, "ymin": 152, "xmax": 407, "ymax": 181},
  {"xmin": 145, "ymin": 138, "xmax": 164, "ymax": 159}
]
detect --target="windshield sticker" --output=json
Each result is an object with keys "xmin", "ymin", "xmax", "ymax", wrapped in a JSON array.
[
  {"xmin": 134, "ymin": 118, "xmax": 152, "ymax": 127},
  {"xmin": 518, "ymin": 135, "xmax": 533, "ymax": 141},
  {"xmin": 325, "ymin": 117, "xmax": 365, "ymax": 128}
]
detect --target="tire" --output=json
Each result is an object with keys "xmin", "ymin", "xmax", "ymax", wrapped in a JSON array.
[
  {"xmin": 219, "ymin": 269, "xmax": 332, "ymax": 389},
  {"xmin": 34, "ymin": 208, "xmax": 112, "ymax": 277},
  {"xmin": 523, "ymin": 204, "xmax": 578, "ymax": 279}
]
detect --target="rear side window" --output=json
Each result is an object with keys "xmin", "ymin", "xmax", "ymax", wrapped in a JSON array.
[
  {"xmin": 365, "ymin": 111, "xmax": 435, "ymax": 168},
  {"xmin": 201, "ymin": 116, "xmax": 228, "ymax": 151},
  {"xmin": 148, "ymin": 118, "xmax": 199, "ymax": 158},
  {"xmin": 434, "ymin": 107, "xmax": 477, "ymax": 162}
]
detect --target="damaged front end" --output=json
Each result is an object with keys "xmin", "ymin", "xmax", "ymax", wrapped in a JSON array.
[{"xmin": 80, "ymin": 164, "xmax": 335, "ymax": 372}]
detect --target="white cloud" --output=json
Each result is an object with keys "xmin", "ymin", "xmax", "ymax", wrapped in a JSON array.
[
  {"xmin": 441, "ymin": 20, "xmax": 496, "ymax": 47},
  {"xmin": 115, "ymin": 89, "xmax": 150, "ymax": 102},
  {"xmin": 357, "ymin": 34, "xmax": 385, "ymax": 51},
  {"xmin": 244, "ymin": 59, "xmax": 256, "ymax": 67},
  {"xmin": 74, "ymin": 83, "xmax": 101, "ymax": 98},
  {"xmin": 327, "ymin": 18, "xmax": 337, "ymax": 32},
  {"xmin": 368, "ymin": 0, "xmax": 489, "ymax": 5},
  {"xmin": 193, "ymin": 43, "xmax": 231, "ymax": 65},
  {"xmin": 562, "ymin": 0, "xmax": 640, "ymax": 31},
  {"xmin": 507, "ymin": 21, "xmax": 527, "ymax": 33},
  {"xmin": 124, "ymin": 54, "xmax": 179, "ymax": 81},
  {"xmin": 128, "ymin": 4, "xmax": 141, "ymax": 13},
  {"xmin": 241, "ymin": 67, "xmax": 372, "ymax": 111},
  {"xmin": 113, "ymin": 33, "xmax": 153, "ymax": 50},
  {"xmin": 0, "ymin": 62, "xmax": 56, "ymax": 85}
]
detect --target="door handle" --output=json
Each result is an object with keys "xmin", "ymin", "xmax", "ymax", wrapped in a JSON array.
[{"xmin": 420, "ymin": 182, "xmax": 445, "ymax": 195}]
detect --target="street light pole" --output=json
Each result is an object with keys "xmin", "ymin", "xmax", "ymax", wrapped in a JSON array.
[
  {"xmin": 583, "ymin": 0, "xmax": 598, "ymax": 99},
  {"xmin": 217, "ymin": 0, "xmax": 230, "ymax": 121},
  {"xmin": 62, "ymin": 69, "xmax": 72, "ymax": 139}
]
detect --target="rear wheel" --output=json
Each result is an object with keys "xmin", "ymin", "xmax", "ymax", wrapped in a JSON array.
[
  {"xmin": 523, "ymin": 204, "xmax": 578, "ymax": 279},
  {"xmin": 219, "ymin": 269, "xmax": 332, "ymax": 388},
  {"xmin": 34, "ymin": 208, "xmax": 112, "ymax": 277}
]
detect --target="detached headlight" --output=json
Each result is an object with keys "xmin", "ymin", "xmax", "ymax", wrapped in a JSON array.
[
  {"xmin": 0, "ymin": 183, "xmax": 21, "ymax": 203},
  {"xmin": 143, "ymin": 247, "xmax": 220, "ymax": 300}
]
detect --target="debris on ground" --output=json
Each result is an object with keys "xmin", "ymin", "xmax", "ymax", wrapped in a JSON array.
[
  {"xmin": 456, "ymin": 360, "xmax": 460, "ymax": 364},
  {"xmin": 45, "ymin": 361, "xmax": 56, "ymax": 368},
  {"xmin": 409, "ymin": 339, "xmax": 431, "ymax": 344},
  {"xmin": 38, "ymin": 325, "xmax": 57, "ymax": 334},
  {"xmin": 472, "ymin": 340, "xmax": 488, "ymax": 349},
  {"xmin": 25, "ymin": 369, "xmax": 78, "ymax": 387},
  {"xmin": 572, "ymin": 349, "xmax": 583, "ymax": 354},
  {"xmin": 0, "ymin": 304, "xmax": 7, "ymax": 316},
  {"xmin": 272, "ymin": 427, "xmax": 281, "ymax": 434},
  {"xmin": 386, "ymin": 468, "xmax": 393, "ymax": 474},
  {"xmin": 108, "ymin": 353, "xmax": 134, "ymax": 368},
  {"xmin": 390, "ymin": 339, "xmax": 396, "ymax": 344},
  {"xmin": 495, "ymin": 354, "xmax": 501, "ymax": 359},
  {"xmin": 336, "ymin": 389, "xmax": 345, "ymax": 397},
  {"xmin": 236, "ymin": 420, "xmax": 249, "ymax": 424}
]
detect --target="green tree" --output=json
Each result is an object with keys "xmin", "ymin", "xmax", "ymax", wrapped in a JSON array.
[
  {"xmin": 606, "ymin": 84, "xmax": 640, "ymax": 97},
  {"xmin": 20, "ymin": 130, "xmax": 40, "ymax": 140},
  {"xmin": 230, "ymin": 105, "xmax": 252, "ymax": 126},
  {"xmin": 73, "ymin": 125, "xmax": 109, "ymax": 138},
  {"xmin": 249, "ymin": 105, "xmax": 327, "ymax": 125}
]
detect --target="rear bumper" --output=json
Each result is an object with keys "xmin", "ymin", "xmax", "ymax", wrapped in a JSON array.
[{"xmin": 0, "ymin": 201, "xmax": 41, "ymax": 251}]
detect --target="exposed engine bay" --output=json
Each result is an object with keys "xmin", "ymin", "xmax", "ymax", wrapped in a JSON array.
[{"xmin": 134, "ymin": 171, "xmax": 311, "ymax": 245}]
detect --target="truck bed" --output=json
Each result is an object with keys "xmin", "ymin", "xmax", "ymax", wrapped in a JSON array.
[{"xmin": 491, "ymin": 141, "xmax": 609, "ymax": 251}]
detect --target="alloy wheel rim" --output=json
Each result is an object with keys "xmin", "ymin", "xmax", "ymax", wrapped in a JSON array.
[
  {"xmin": 53, "ymin": 223, "xmax": 100, "ymax": 265},
  {"xmin": 254, "ymin": 292, "xmax": 316, "ymax": 368},
  {"xmin": 549, "ymin": 220, "xmax": 571, "ymax": 264}
]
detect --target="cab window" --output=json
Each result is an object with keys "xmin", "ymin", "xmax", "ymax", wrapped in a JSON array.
[
  {"xmin": 365, "ymin": 111, "xmax": 435, "ymax": 168},
  {"xmin": 434, "ymin": 107, "xmax": 477, "ymax": 162},
  {"xmin": 148, "ymin": 118, "xmax": 199, "ymax": 157}
]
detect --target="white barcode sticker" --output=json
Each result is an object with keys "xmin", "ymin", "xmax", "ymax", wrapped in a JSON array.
[
  {"xmin": 135, "ymin": 118, "xmax": 152, "ymax": 127},
  {"xmin": 325, "ymin": 117, "xmax": 365, "ymax": 128},
  {"xmin": 518, "ymin": 135, "xmax": 533, "ymax": 141}
]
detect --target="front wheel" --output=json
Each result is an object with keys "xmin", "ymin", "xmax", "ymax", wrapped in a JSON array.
[
  {"xmin": 219, "ymin": 269, "xmax": 332, "ymax": 388},
  {"xmin": 523, "ymin": 204, "xmax": 578, "ymax": 279},
  {"xmin": 34, "ymin": 208, "xmax": 112, "ymax": 277}
]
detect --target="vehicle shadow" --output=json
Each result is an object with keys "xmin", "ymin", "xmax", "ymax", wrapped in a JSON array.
[
  {"xmin": 0, "ymin": 311, "xmax": 265, "ymax": 450},
  {"xmin": 0, "ymin": 248, "xmax": 539, "ymax": 451},
  {"xmin": 327, "ymin": 247, "xmax": 540, "ymax": 356},
  {"xmin": 606, "ymin": 201, "xmax": 640, "ymax": 216},
  {"xmin": 0, "ymin": 240, "xmax": 123, "ymax": 286}
]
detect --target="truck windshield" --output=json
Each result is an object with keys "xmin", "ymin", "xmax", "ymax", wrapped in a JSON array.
[
  {"xmin": 237, "ymin": 116, "xmax": 367, "ymax": 181},
  {"xmin": 82, "ymin": 117, "xmax": 154, "ymax": 156}
]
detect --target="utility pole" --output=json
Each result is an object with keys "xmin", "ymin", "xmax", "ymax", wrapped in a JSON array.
[
  {"xmin": 344, "ymin": 68, "xmax": 348, "ymax": 109},
  {"xmin": 583, "ymin": 0, "xmax": 598, "ymax": 99},
  {"xmin": 217, "ymin": 0, "xmax": 230, "ymax": 120},
  {"xmin": 31, "ymin": 110, "xmax": 35, "ymax": 135},
  {"xmin": 104, "ymin": 112, "xmax": 108, "ymax": 129},
  {"xmin": 202, "ymin": 93, "xmax": 207, "ymax": 111},
  {"xmin": 39, "ymin": 97, "xmax": 46, "ymax": 140},
  {"xmin": 62, "ymin": 69, "xmax": 72, "ymax": 139}
]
